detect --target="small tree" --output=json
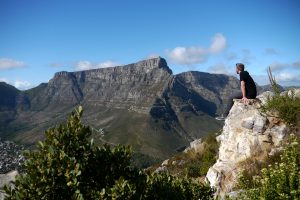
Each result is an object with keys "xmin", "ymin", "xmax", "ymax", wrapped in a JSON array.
[{"xmin": 4, "ymin": 107, "xmax": 212, "ymax": 199}]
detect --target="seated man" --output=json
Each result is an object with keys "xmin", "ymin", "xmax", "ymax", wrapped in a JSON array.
[{"xmin": 218, "ymin": 63, "xmax": 257, "ymax": 120}]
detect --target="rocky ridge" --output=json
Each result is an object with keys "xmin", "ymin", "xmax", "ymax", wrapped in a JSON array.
[
  {"xmin": 205, "ymin": 90, "xmax": 300, "ymax": 196},
  {"xmin": 0, "ymin": 57, "xmax": 239, "ymax": 160}
]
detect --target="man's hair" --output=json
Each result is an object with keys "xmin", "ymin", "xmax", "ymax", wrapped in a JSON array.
[{"xmin": 236, "ymin": 63, "xmax": 244, "ymax": 71}]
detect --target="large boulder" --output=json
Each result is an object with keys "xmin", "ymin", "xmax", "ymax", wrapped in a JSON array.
[{"xmin": 205, "ymin": 90, "xmax": 295, "ymax": 196}]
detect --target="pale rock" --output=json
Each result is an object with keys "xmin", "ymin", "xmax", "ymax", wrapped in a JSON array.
[
  {"xmin": 154, "ymin": 166, "xmax": 168, "ymax": 173},
  {"xmin": 206, "ymin": 91, "xmax": 290, "ymax": 196},
  {"xmin": 268, "ymin": 147, "xmax": 283, "ymax": 156},
  {"xmin": 253, "ymin": 115, "xmax": 267, "ymax": 134},
  {"xmin": 161, "ymin": 159, "xmax": 169, "ymax": 166},
  {"xmin": 172, "ymin": 160, "xmax": 185, "ymax": 166},
  {"xmin": 184, "ymin": 138, "xmax": 204, "ymax": 153},
  {"xmin": 241, "ymin": 116, "xmax": 254, "ymax": 130},
  {"xmin": 0, "ymin": 170, "xmax": 18, "ymax": 200},
  {"xmin": 257, "ymin": 91, "xmax": 274, "ymax": 105},
  {"xmin": 269, "ymin": 125, "xmax": 289, "ymax": 146},
  {"xmin": 206, "ymin": 160, "xmax": 238, "ymax": 194},
  {"xmin": 283, "ymin": 89, "xmax": 300, "ymax": 98},
  {"xmin": 294, "ymin": 89, "xmax": 300, "ymax": 97},
  {"xmin": 190, "ymin": 138, "xmax": 202, "ymax": 150}
]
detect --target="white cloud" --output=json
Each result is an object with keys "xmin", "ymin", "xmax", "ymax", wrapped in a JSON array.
[
  {"xmin": 207, "ymin": 63, "xmax": 232, "ymax": 75},
  {"xmin": 14, "ymin": 80, "xmax": 32, "ymax": 90},
  {"xmin": 166, "ymin": 46, "xmax": 207, "ymax": 65},
  {"xmin": 166, "ymin": 33, "xmax": 227, "ymax": 65},
  {"xmin": 209, "ymin": 33, "xmax": 227, "ymax": 53},
  {"xmin": 252, "ymin": 75, "xmax": 269, "ymax": 86},
  {"xmin": 0, "ymin": 58, "xmax": 26, "ymax": 70},
  {"xmin": 0, "ymin": 77, "xmax": 9, "ymax": 83},
  {"xmin": 269, "ymin": 62, "xmax": 289, "ymax": 72},
  {"xmin": 276, "ymin": 72, "xmax": 300, "ymax": 82},
  {"xmin": 264, "ymin": 48, "xmax": 278, "ymax": 55},
  {"xmin": 75, "ymin": 60, "xmax": 120, "ymax": 71},
  {"xmin": 75, "ymin": 61, "xmax": 93, "ymax": 71}
]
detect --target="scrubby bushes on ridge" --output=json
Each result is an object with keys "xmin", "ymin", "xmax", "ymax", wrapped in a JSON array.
[
  {"xmin": 4, "ymin": 106, "xmax": 212, "ymax": 200},
  {"xmin": 237, "ymin": 134, "xmax": 300, "ymax": 199}
]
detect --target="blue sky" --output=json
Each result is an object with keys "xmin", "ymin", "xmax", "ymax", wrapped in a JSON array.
[{"xmin": 0, "ymin": 0, "xmax": 300, "ymax": 90}]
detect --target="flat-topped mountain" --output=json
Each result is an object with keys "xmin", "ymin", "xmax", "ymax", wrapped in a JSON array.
[{"xmin": 0, "ymin": 57, "xmax": 240, "ymax": 160}]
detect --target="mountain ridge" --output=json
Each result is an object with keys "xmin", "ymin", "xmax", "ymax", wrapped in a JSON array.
[{"xmin": 0, "ymin": 57, "xmax": 239, "ymax": 159}]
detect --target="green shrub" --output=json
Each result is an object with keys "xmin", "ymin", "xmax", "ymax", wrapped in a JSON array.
[
  {"xmin": 261, "ymin": 67, "xmax": 300, "ymax": 128},
  {"xmin": 183, "ymin": 132, "xmax": 219, "ymax": 177},
  {"xmin": 237, "ymin": 134, "xmax": 300, "ymax": 199},
  {"xmin": 236, "ymin": 150, "xmax": 282, "ymax": 190},
  {"xmin": 186, "ymin": 162, "xmax": 201, "ymax": 177},
  {"xmin": 144, "ymin": 173, "xmax": 213, "ymax": 200},
  {"xmin": 199, "ymin": 132, "xmax": 219, "ymax": 176},
  {"xmin": 4, "ymin": 106, "xmax": 213, "ymax": 200}
]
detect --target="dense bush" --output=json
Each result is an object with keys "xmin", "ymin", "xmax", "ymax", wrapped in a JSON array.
[
  {"xmin": 237, "ymin": 134, "xmax": 300, "ymax": 199},
  {"xmin": 235, "ymin": 151, "xmax": 282, "ymax": 191},
  {"xmin": 4, "ymin": 106, "xmax": 212, "ymax": 200}
]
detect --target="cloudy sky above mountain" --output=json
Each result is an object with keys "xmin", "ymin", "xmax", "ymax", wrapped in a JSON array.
[{"xmin": 0, "ymin": 0, "xmax": 299, "ymax": 89}]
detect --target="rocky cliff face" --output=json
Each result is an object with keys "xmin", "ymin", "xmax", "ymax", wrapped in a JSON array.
[
  {"xmin": 30, "ymin": 57, "xmax": 172, "ymax": 112},
  {"xmin": 0, "ymin": 57, "xmax": 239, "ymax": 160},
  {"xmin": 205, "ymin": 90, "xmax": 299, "ymax": 195}
]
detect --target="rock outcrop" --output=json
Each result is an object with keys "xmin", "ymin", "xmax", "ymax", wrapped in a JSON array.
[
  {"xmin": 0, "ymin": 170, "xmax": 18, "ymax": 200},
  {"xmin": 205, "ymin": 91, "xmax": 297, "ymax": 195},
  {"xmin": 33, "ymin": 57, "xmax": 173, "ymax": 111},
  {"xmin": 0, "ymin": 139, "xmax": 24, "ymax": 174}
]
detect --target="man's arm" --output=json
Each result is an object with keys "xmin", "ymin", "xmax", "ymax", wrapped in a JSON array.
[{"xmin": 241, "ymin": 80, "xmax": 248, "ymax": 104}]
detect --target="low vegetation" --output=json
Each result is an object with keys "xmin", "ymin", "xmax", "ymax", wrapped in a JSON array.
[
  {"xmin": 237, "ymin": 134, "xmax": 300, "ymax": 199},
  {"xmin": 147, "ymin": 131, "xmax": 220, "ymax": 179},
  {"xmin": 4, "ymin": 107, "xmax": 212, "ymax": 200},
  {"xmin": 261, "ymin": 67, "xmax": 300, "ymax": 128}
]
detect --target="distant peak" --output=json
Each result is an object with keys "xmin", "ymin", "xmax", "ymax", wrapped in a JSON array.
[
  {"xmin": 135, "ymin": 57, "xmax": 172, "ymax": 74},
  {"xmin": 54, "ymin": 71, "xmax": 68, "ymax": 76}
]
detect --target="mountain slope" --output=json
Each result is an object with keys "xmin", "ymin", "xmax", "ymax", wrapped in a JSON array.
[{"xmin": 0, "ymin": 57, "xmax": 239, "ymax": 159}]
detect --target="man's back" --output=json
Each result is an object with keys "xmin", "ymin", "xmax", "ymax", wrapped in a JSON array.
[{"xmin": 239, "ymin": 70, "xmax": 257, "ymax": 99}]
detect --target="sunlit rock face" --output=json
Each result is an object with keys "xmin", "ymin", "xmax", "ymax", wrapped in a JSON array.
[{"xmin": 206, "ymin": 90, "xmax": 299, "ymax": 196}]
